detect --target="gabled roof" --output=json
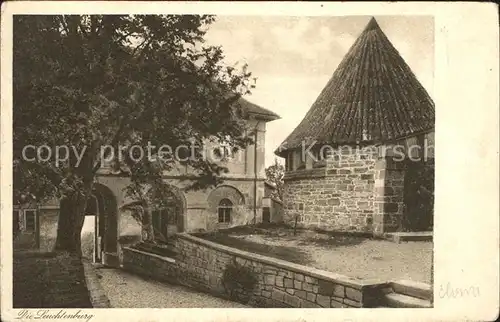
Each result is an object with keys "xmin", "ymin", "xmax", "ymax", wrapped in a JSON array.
[
  {"xmin": 276, "ymin": 17, "xmax": 435, "ymax": 156},
  {"xmin": 238, "ymin": 97, "xmax": 280, "ymax": 121}
]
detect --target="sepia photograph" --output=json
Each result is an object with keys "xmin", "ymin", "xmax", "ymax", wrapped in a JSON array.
[
  {"xmin": 11, "ymin": 13, "xmax": 435, "ymax": 309},
  {"xmin": 1, "ymin": 2, "xmax": 498, "ymax": 322}
]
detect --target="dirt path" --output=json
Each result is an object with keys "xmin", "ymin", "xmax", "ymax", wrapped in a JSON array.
[{"xmin": 95, "ymin": 267, "xmax": 248, "ymax": 308}]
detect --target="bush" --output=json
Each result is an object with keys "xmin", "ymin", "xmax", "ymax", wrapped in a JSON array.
[
  {"xmin": 81, "ymin": 232, "xmax": 95, "ymax": 260},
  {"xmin": 222, "ymin": 258, "xmax": 258, "ymax": 304}
]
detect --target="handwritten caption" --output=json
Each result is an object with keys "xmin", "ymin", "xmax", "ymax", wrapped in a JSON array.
[{"xmin": 16, "ymin": 309, "xmax": 94, "ymax": 322}]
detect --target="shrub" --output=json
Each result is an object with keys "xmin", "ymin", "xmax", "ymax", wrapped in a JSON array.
[
  {"xmin": 81, "ymin": 232, "xmax": 95, "ymax": 260},
  {"xmin": 222, "ymin": 258, "xmax": 258, "ymax": 304}
]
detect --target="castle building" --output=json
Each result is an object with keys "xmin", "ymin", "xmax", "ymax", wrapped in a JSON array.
[
  {"xmin": 276, "ymin": 17, "xmax": 435, "ymax": 235},
  {"xmin": 14, "ymin": 98, "xmax": 281, "ymax": 266}
]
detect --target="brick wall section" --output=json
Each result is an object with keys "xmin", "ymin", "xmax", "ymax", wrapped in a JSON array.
[
  {"xmin": 283, "ymin": 148, "xmax": 378, "ymax": 232},
  {"xmin": 373, "ymin": 157, "xmax": 406, "ymax": 234},
  {"xmin": 122, "ymin": 233, "xmax": 387, "ymax": 308}
]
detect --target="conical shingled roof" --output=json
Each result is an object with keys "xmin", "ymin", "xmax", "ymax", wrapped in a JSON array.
[{"xmin": 276, "ymin": 17, "xmax": 435, "ymax": 156}]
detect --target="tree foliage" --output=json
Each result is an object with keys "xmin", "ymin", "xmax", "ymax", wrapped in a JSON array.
[
  {"xmin": 265, "ymin": 158, "xmax": 285, "ymax": 201},
  {"xmin": 13, "ymin": 15, "xmax": 254, "ymax": 253}
]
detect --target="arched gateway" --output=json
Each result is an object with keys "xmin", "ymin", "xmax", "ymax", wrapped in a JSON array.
[{"xmin": 83, "ymin": 183, "xmax": 118, "ymax": 266}]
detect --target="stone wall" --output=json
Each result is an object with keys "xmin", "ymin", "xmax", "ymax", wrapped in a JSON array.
[
  {"xmin": 283, "ymin": 148, "xmax": 378, "ymax": 232},
  {"xmin": 373, "ymin": 157, "xmax": 406, "ymax": 234},
  {"xmin": 122, "ymin": 233, "xmax": 387, "ymax": 308}
]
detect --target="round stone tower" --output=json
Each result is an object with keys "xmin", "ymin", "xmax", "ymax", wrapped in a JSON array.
[{"xmin": 276, "ymin": 17, "xmax": 435, "ymax": 235}]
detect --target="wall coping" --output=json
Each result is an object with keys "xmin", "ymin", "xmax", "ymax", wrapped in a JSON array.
[
  {"xmin": 177, "ymin": 233, "xmax": 387, "ymax": 290},
  {"xmin": 82, "ymin": 260, "xmax": 111, "ymax": 308},
  {"xmin": 123, "ymin": 246, "xmax": 176, "ymax": 263}
]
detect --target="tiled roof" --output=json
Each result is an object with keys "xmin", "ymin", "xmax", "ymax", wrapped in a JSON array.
[
  {"xmin": 276, "ymin": 17, "xmax": 435, "ymax": 155},
  {"xmin": 238, "ymin": 97, "xmax": 281, "ymax": 121}
]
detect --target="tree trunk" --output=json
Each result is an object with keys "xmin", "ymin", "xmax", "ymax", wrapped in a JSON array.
[
  {"xmin": 142, "ymin": 204, "xmax": 155, "ymax": 243},
  {"xmin": 54, "ymin": 186, "xmax": 92, "ymax": 256}
]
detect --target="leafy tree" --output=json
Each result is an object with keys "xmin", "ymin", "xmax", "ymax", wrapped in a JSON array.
[
  {"xmin": 265, "ymin": 158, "xmax": 285, "ymax": 201},
  {"xmin": 13, "ymin": 15, "xmax": 254, "ymax": 255}
]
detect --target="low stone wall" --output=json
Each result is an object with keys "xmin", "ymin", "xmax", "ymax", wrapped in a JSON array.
[
  {"xmin": 123, "ymin": 233, "xmax": 387, "ymax": 308},
  {"xmin": 82, "ymin": 260, "xmax": 111, "ymax": 308},
  {"xmin": 122, "ymin": 247, "xmax": 178, "ymax": 284}
]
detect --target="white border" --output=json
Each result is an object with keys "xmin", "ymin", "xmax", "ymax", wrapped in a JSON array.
[{"xmin": 1, "ymin": 2, "xmax": 499, "ymax": 321}]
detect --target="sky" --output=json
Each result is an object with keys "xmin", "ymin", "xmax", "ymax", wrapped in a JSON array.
[{"xmin": 204, "ymin": 15, "xmax": 435, "ymax": 167}]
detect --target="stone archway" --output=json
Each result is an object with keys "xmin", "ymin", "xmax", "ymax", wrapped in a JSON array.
[
  {"xmin": 207, "ymin": 185, "xmax": 246, "ymax": 228},
  {"xmin": 207, "ymin": 185, "xmax": 245, "ymax": 212}
]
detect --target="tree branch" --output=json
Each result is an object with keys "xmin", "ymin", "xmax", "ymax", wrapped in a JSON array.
[
  {"xmin": 92, "ymin": 116, "xmax": 127, "ymax": 174},
  {"xmin": 58, "ymin": 16, "xmax": 70, "ymax": 35}
]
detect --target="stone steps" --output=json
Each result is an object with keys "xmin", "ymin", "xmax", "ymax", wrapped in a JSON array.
[
  {"xmin": 383, "ymin": 231, "xmax": 433, "ymax": 243},
  {"xmin": 379, "ymin": 280, "xmax": 432, "ymax": 308},
  {"xmin": 391, "ymin": 279, "xmax": 432, "ymax": 301},
  {"xmin": 383, "ymin": 292, "xmax": 432, "ymax": 308}
]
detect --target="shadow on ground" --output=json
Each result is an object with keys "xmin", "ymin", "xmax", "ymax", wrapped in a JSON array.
[
  {"xmin": 215, "ymin": 223, "xmax": 369, "ymax": 248},
  {"xmin": 198, "ymin": 232, "xmax": 312, "ymax": 266},
  {"xmin": 13, "ymin": 251, "xmax": 92, "ymax": 308}
]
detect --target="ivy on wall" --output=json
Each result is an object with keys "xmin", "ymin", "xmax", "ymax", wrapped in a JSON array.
[{"xmin": 222, "ymin": 257, "xmax": 258, "ymax": 304}]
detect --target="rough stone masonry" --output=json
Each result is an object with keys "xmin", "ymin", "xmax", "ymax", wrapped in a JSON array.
[
  {"xmin": 122, "ymin": 233, "xmax": 386, "ymax": 308},
  {"xmin": 283, "ymin": 148, "xmax": 384, "ymax": 233}
]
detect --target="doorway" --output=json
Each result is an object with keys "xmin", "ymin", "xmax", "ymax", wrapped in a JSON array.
[
  {"xmin": 82, "ymin": 195, "xmax": 103, "ymax": 263},
  {"xmin": 262, "ymin": 207, "xmax": 271, "ymax": 223},
  {"xmin": 402, "ymin": 160, "xmax": 434, "ymax": 231}
]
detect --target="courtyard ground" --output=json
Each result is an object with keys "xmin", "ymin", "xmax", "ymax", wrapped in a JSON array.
[
  {"xmin": 96, "ymin": 267, "xmax": 248, "ymax": 308},
  {"xmin": 197, "ymin": 224, "xmax": 432, "ymax": 284}
]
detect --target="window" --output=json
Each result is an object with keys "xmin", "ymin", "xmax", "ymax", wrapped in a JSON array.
[
  {"xmin": 217, "ymin": 199, "xmax": 232, "ymax": 223},
  {"xmin": 24, "ymin": 210, "xmax": 36, "ymax": 232}
]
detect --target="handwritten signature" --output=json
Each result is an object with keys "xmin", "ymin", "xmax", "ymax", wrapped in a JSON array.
[{"xmin": 439, "ymin": 282, "xmax": 480, "ymax": 299}]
